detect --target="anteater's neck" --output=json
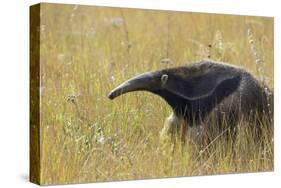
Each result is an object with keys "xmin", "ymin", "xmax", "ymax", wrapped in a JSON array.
[{"xmin": 153, "ymin": 90, "xmax": 209, "ymax": 126}]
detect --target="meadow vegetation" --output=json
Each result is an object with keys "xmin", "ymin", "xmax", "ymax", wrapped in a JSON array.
[{"xmin": 38, "ymin": 4, "xmax": 273, "ymax": 185}]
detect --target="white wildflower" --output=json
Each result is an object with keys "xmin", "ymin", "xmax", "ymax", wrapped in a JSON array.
[{"xmin": 111, "ymin": 17, "xmax": 124, "ymax": 27}]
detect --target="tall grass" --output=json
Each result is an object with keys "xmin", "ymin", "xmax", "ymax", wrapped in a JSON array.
[{"xmin": 38, "ymin": 4, "xmax": 274, "ymax": 185}]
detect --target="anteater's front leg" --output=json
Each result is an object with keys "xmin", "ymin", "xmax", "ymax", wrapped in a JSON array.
[{"xmin": 160, "ymin": 112, "xmax": 188, "ymax": 143}]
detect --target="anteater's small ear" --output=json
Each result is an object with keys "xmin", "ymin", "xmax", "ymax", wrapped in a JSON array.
[
  {"xmin": 161, "ymin": 74, "xmax": 168, "ymax": 86},
  {"xmin": 163, "ymin": 72, "xmax": 241, "ymax": 101}
]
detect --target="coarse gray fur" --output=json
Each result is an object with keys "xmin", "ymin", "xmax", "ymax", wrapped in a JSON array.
[{"xmin": 108, "ymin": 60, "xmax": 273, "ymax": 141}]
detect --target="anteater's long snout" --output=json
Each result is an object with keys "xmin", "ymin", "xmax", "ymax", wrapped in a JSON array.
[
  {"xmin": 108, "ymin": 72, "xmax": 157, "ymax": 100},
  {"xmin": 108, "ymin": 81, "xmax": 132, "ymax": 100}
]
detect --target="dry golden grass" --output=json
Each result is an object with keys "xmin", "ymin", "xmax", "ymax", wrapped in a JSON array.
[{"xmin": 38, "ymin": 3, "xmax": 273, "ymax": 185}]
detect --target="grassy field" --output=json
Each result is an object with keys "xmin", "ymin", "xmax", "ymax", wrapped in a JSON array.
[{"xmin": 38, "ymin": 3, "xmax": 274, "ymax": 185}]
